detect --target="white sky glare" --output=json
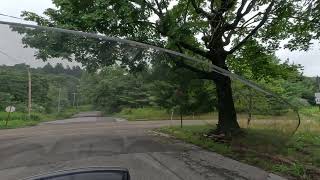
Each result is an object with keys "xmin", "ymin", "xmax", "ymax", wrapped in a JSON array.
[{"xmin": 0, "ymin": 0, "xmax": 319, "ymax": 77}]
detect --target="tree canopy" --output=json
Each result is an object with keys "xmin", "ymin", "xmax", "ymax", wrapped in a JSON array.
[{"xmin": 13, "ymin": 0, "xmax": 320, "ymax": 134}]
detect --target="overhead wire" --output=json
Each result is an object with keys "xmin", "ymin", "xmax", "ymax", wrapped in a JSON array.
[
  {"xmin": 0, "ymin": 13, "xmax": 27, "ymax": 21},
  {"xmin": 0, "ymin": 48, "xmax": 25, "ymax": 63},
  {"xmin": 0, "ymin": 18, "xmax": 301, "ymax": 133}
]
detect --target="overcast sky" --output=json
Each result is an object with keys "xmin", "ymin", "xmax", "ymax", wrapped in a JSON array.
[{"xmin": 0, "ymin": 0, "xmax": 319, "ymax": 76}]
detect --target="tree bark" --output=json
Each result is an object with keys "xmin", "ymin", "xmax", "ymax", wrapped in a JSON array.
[
  {"xmin": 210, "ymin": 50, "xmax": 240, "ymax": 135},
  {"xmin": 214, "ymin": 76, "xmax": 240, "ymax": 134}
]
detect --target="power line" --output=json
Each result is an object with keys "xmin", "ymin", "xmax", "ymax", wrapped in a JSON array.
[
  {"xmin": 0, "ymin": 47, "xmax": 39, "ymax": 68},
  {"xmin": 0, "ymin": 13, "xmax": 25, "ymax": 21},
  {"xmin": 0, "ymin": 49, "xmax": 24, "ymax": 63}
]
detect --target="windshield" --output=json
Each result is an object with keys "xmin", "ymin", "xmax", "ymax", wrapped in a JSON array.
[{"xmin": 0, "ymin": 1, "xmax": 319, "ymax": 180}]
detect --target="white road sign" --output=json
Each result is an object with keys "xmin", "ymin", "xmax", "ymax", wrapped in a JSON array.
[
  {"xmin": 5, "ymin": 106, "xmax": 15, "ymax": 113},
  {"xmin": 315, "ymin": 93, "xmax": 320, "ymax": 105}
]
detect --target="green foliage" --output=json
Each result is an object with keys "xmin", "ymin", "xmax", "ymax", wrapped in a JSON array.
[
  {"xmin": 80, "ymin": 66, "xmax": 152, "ymax": 113},
  {"xmin": 79, "ymin": 64, "xmax": 219, "ymax": 115},
  {"xmin": 147, "ymin": 62, "xmax": 218, "ymax": 114},
  {"xmin": 0, "ymin": 64, "xmax": 84, "ymax": 113},
  {"xmin": 10, "ymin": 0, "xmax": 320, "ymax": 133},
  {"xmin": 0, "ymin": 67, "xmax": 49, "ymax": 108},
  {"xmin": 228, "ymin": 40, "xmax": 302, "ymax": 82},
  {"xmin": 42, "ymin": 63, "xmax": 83, "ymax": 77},
  {"xmin": 0, "ymin": 92, "xmax": 13, "ymax": 110},
  {"xmin": 17, "ymin": 0, "xmax": 320, "ymax": 69}
]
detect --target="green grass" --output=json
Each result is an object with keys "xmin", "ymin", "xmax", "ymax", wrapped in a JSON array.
[
  {"xmin": 158, "ymin": 125, "xmax": 320, "ymax": 180},
  {"xmin": 116, "ymin": 107, "xmax": 217, "ymax": 121},
  {"xmin": 0, "ymin": 105, "xmax": 93, "ymax": 129},
  {"xmin": 0, "ymin": 112, "xmax": 43, "ymax": 129},
  {"xmin": 116, "ymin": 107, "xmax": 170, "ymax": 120},
  {"xmin": 115, "ymin": 107, "xmax": 303, "ymax": 122},
  {"xmin": 159, "ymin": 125, "xmax": 232, "ymax": 154},
  {"xmin": 300, "ymin": 107, "xmax": 320, "ymax": 121}
]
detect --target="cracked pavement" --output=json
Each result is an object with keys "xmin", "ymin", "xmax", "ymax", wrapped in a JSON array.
[{"xmin": 0, "ymin": 112, "xmax": 285, "ymax": 180}]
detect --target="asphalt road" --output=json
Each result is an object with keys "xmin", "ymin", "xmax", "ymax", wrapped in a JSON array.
[{"xmin": 0, "ymin": 112, "xmax": 284, "ymax": 180}]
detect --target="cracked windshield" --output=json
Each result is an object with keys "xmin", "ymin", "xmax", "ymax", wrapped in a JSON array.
[{"xmin": 0, "ymin": 0, "xmax": 319, "ymax": 180}]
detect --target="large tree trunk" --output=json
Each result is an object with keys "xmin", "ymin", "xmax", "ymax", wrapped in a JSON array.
[
  {"xmin": 214, "ymin": 76, "xmax": 240, "ymax": 134},
  {"xmin": 210, "ymin": 50, "xmax": 240, "ymax": 135}
]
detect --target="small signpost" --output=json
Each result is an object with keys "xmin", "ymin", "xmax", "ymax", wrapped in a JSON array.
[
  {"xmin": 315, "ymin": 93, "xmax": 320, "ymax": 104},
  {"xmin": 315, "ymin": 93, "xmax": 320, "ymax": 111},
  {"xmin": 5, "ymin": 106, "xmax": 15, "ymax": 126}
]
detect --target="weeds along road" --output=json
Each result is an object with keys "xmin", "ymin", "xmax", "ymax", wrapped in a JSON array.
[{"xmin": 0, "ymin": 112, "xmax": 284, "ymax": 180}]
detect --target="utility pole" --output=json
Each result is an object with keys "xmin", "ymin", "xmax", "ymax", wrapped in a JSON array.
[
  {"xmin": 77, "ymin": 94, "xmax": 79, "ymax": 108},
  {"xmin": 28, "ymin": 68, "xmax": 32, "ymax": 117},
  {"xmin": 317, "ymin": 76, "xmax": 320, "ymax": 91},
  {"xmin": 58, "ymin": 88, "xmax": 61, "ymax": 113},
  {"xmin": 317, "ymin": 76, "xmax": 320, "ymax": 111}
]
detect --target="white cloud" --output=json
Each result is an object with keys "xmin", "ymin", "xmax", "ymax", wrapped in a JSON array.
[{"xmin": 276, "ymin": 42, "xmax": 320, "ymax": 77}]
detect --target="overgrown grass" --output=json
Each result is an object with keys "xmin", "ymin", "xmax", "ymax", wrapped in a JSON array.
[
  {"xmin": 116, "ymin": 107, "xmax": 217, "ymax": 121},
  {"xmin": 115, "ymin": 107, "xmax": 303, "ymax": 122},
  {"xmin": 158, "ymin": 125, "xmax": 320, "ymax": 180},
  {"xmin": 300, "ymin": 106, "xmax": 320, "ymax": 122},
  {"xmin": 0, "ymin": 105, "xmax": 93, "ymax": 129}
]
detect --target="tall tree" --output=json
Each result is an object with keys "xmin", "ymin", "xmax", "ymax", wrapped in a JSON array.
[
  {"xmin": 43, "ymin": 63, "xmax": 54, "ymax": 74},
  {"xmin": 18, "ymin": 0, "xmax": 319, "ymax": 134}
]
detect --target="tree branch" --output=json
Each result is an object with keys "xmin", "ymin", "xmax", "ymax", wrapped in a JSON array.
[
  {"xmin": 219, "ymin": 0, "xmax": 236, "ymax": 14},
  {"xmin": 173, "ymin": 44, "xmax": 211, "ymax": 79},
  {"xmin": 222, "ymin": 29, "xmax": 234, "ymax": 45},
  {"xmin": 141, "ymin": 0, "xmax": 162, "ymax": 17},
  {"xmin": 154, "ymin": 0, "xmax": 163, "ymax": 16},
  {"xmin": 190, "ymin": 0, "xmax": 214, "ymax": 19},
  {"xmin": 175, "ymin": 60, "xmax": 210, "ymax": 79},
  {"xmin": 227, "ymin": 0, "xmax": 275, "ymax": 54},
  {"xmin": 174, "ymin": 58, "xmax": 224, "ymax": 81},
  {"xmin": 242, "ymin": 0, "xmax": 257, "ymax": 16},
  {"xmin": 210, "ymin": 0, "xmax": 215, "ymax": 13},
  {"xmin": 225, "ymin": 0, "xmax": 257, "ymax": 30},
  {"xmin": 178, "ymin": 41, "xmax": 211, "ymax": 59},
  {"xmin": 183, "ymin": 0, "xmax": 191, "ymax": 23},
  {"xmin": 239, "ymin": 12, "xmax": 262, "ymax": 29}
]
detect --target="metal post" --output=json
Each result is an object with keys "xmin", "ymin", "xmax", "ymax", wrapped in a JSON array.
[
  {"xmin": 28, "ymin": 68, "xmax": 32, "ymax": 117},
  {"xmin": 317, "ymin": 76, "xmax": 320, "ymax": 111},
  {"xmin": 170, "ymin": 109, "xmax": 174, "ymax": 126},
  {"xmin": 180, "ymin": 109, "xmax": 183, "ymax": 128},
  {"xmin": 5, "ymin": 106, "xmax": 12, "ymax": 126},
  {"xmin": 77, "ymin": 94, "xmax": 79, "ymax": 109},
  {"xmin": 317, "ymin": 76, "xmax": 320, "ymax": 91},
  {"xmin": 58, "ymin": 88, "xmax": 61, "ymax": 113}
]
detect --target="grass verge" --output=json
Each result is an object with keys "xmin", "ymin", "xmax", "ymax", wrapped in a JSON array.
[
  {"xmin": 157, "ymin": 125, "xmax": 320, "ymax": 180},
  {"xmin": 116, "ymin": 107, "xmax": 216, "ymax": 121},
  {"xmin": 0, "ymin": 105, "xmax": 93, "ymax": 129},
  {"xmin": 300, "ymin": 107, "xmax": 320, "ymax": 122},
  {"xmin": 116, "ymin": 107, "xmax": 306, "ymax": 122}
]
